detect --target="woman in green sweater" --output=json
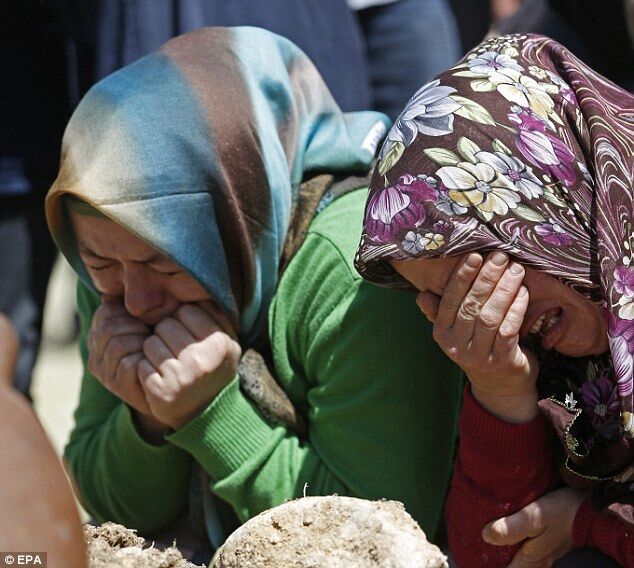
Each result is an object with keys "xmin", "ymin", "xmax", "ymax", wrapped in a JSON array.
[{"xmin": 45, "ymin": 27, "xmax": 462, "ymax": 553}]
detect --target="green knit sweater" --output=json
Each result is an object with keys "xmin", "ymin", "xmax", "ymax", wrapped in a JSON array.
[{"xmin": 65, "ymin": 189, "xmax": 462, "ymax": 538}]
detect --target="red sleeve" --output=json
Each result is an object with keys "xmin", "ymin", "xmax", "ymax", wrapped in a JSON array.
[
  {"xmin": 573, "ymin": 498, "xmax": 634, "ymax": 566},
  {"xmin": 446, "ymin": 385, "xmax": 558, "ymax": 567}
]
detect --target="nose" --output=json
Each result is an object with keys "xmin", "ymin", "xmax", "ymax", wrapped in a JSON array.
[{"xmin": 122, "ymin": 267, "xmax": 168, "ymax": 323}]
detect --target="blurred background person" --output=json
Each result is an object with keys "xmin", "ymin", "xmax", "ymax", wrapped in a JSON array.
[
  {"xmin": 68, "ymin": 0, "xmax": 372, "ymax": 111},
  {"xmin": 449, "ymin": 0, "xmax": 490, "ymax": 53},
  {"xmin": 449, "ymin": 0, "xmax": 634, "ymax": 92},
  {"xmin": 0, "ymin": 0, "xmax": 74, "ymax": 399},
  {"xmin": 350, "ymin": 0, "xmax": 463, "ymax": 119},
  {"xmin": 490, "ymin": 0, "xmax": 634, "ymax": 90}
]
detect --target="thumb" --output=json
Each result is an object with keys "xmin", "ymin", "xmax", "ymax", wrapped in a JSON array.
[
  {"xmin": 197, "ymin": 300, "xmax": 239, "ymax": 340},
  {"xmin": 483, "ymin": 504, "xmax": 545, "ymax": 546},
  {"xmin": 416, "ymin": 291, "xmax": 440, "ymax": 322}
]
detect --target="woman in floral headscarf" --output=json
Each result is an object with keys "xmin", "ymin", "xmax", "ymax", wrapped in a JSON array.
[{"xmin": 356, "ymin": 34, "xmax": 633, "ymax": 566}]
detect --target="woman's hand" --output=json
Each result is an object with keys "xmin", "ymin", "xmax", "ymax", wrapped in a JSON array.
[
  {"xmin": 138, "ymin": 302, "xmax": 242, "ymax": 430},
  {"xmin": 417, "ymin": 252, "xmax": 539, "ymax": 423},
  {"xmin": 87, "ymin": 298, "xmax": 156, "ymax": 416},
  {"xmin": 483, "ymin": 487, "xmax": 585, "ymax": 567}
]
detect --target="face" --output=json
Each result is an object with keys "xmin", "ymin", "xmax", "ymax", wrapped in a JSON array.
[
  {"xmin": 71, "ymin": 211, "xmax": 212, "ymax": 325},
  {"xmin": 392, "ymin": 255, "xmax": 609, "ymax": 357}
]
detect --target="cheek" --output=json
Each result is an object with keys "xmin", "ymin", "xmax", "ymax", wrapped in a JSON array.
[
  {"xmin": 88, "ymin": 270, "xmax": 124, "ymax": 296},
  {"xmin": 582, "ymin": 302, "xmax": 608, "ymax": 341},
  {"xmin": 169, "ymin": 277, "xmax": 211, "ymax": 303},
  {"xmin": 519, "ymin": 271, "xmax": 548, "ymax": 301}
]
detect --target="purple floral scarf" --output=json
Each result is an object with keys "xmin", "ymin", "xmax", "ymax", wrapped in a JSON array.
[{"xmin": 355, "ymin": 34, "xmax": 634, "ymax": 517}]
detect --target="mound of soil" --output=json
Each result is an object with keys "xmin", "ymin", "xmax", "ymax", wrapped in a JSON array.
[
  {"xmin": 84, "ymin": 523, "xmax": 203, "ymax": 568},
  {"xmin": 212, "ymin": 496, "xmax": 448, "ymax": 568}
]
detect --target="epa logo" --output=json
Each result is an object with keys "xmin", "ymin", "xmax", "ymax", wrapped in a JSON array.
[{"xmin": 2, "ymin": 553, "xmax": 47, "ymax": 566}]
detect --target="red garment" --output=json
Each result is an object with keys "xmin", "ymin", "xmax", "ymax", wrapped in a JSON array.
[{"xmin": 446, "ymin": 386, "xmax": 633, "ymax": 567}]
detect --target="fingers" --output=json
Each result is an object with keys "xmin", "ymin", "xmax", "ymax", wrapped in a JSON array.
[
  {"xmin": 137, "ymin": 357, "xmax": 174, "ymax": 404},
  {"xmin": 494, "ymin": 284, "xmax": 529, "ymax": 352},
  {"xmin": 136, "ymin": 301, "xmax": 242, "ymax": 429},
  {"xmin": 471, "ymin": 262, "xmax": 525, "ymax": 353},
  {"xmin": 137, "ymin": 353, "xmax": 181, "ymax": 399},
  {"xmin": 174, "ymin": 304, "xmax": 223, "ymax": 341},
  {"xmin": 199, "ymin": 332, "xmax": 242, "ymax": 373},
  {"xmin": 154, "ymin": 317, "xmax": 196, "ymax": 356},
  {"xmin": 87, "ymin": 333, "xmax": 152, "ymax": 414},
  {"xmin": 142, "ymin": 335, "xmax": 176, "ymax": 371},
  {"xmin": 142, "ymin": 304, "xmax": 238, "ymax": 387},
  {"xmin": 416, "ymin": 291, "xmax": 440, "ymax": 322},
  {"xmin": 439, "ymin": 253, "xmax": 525, "ymax": 354},
  {"xmin": 137, "ymin": 358, "xmax": 156, "ymax": 383},
  {"xmin": 435, "ymin": 253, "xmax": 483, "ymax": 329},
  {"xmin": 88, "ymin": 314, "xmax": 150, "ymax": 355},
  {"xmin": 115, "ymin": 352, "xmax": 152, "ymax": 415},
  {"xmin": 198, "ymin": 301, "xmax": 238, "ymax": 339},
  {"xmin": 482, "ymin": 502, "xmax": 545, "ymax": 546},
  {"xmin": 93, "ymin": 334, "xmax": 146, "ymax": 381},
  {"xmin": 454, "ymin": 252, "xmax": 510, "ymax": 341}
]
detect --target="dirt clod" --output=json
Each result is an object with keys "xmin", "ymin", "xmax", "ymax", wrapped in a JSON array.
[
  {"xmin": 212, "ymin": 496, "xmax": 448, "ymax": 568},
  {"xmin": 84, "ymin": 523, "xmax": 202, "ymax": 568}
]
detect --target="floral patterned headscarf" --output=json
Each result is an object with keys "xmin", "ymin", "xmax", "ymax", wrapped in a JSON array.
[{"xmin": 356, "ymin": 35, "xmax": 634, "ymax": 502}]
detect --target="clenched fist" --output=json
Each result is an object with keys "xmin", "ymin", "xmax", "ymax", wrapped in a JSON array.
[{"xmin": 138, "ymin": 302, "xmax": 242, "ymax": 430}]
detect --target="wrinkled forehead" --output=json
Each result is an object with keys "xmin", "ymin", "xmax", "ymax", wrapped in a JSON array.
[{"xmin": 69, "ymin": 209, "xmax": 163, "ymax": 262}]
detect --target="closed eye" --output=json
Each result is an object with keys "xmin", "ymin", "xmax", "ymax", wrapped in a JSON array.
[{"xmin": 150, "ymin": 266, "xmax": 182, "ymax": 277}]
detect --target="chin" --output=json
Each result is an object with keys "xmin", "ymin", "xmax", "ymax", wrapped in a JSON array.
[
  {"xmin": 554, "ymin": 346, "xmax": 586, "ymax": 358},
  {"xmin": 555, "ymin": 339, "xmax": 607, "ymax": 358}
]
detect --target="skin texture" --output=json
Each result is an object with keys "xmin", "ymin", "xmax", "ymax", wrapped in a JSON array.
[
  {"xmin": 0, "ymin": 385, "xmax": 87, "ymax": 567},
  {"xmin": 0, "ymin": 314, "xmax": 79, "ymax": 565},
  {"xmin": 391, "ymin": 253, "xmax": 605, "ymax": 565},
  {"xmin": 71, "ymin": 212, "xmax": 241, "ymax": 437},
  {"xmin": 0, "ymin": 316, "xmax": 85, "ymax": 565}
]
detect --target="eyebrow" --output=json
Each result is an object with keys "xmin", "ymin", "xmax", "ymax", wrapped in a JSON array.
[{"xmin": 78, "ymin": 246, "xmax": 165, "ymax": 265}]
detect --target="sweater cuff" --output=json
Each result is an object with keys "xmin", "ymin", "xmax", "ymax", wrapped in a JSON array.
[
  {"xmin": 572, "ymin": 497, "xmax": 599, "ymax": 547},
  {"xmin": 114, "ymin": 403, "xmax": 187, "ymax": 467},
  {"xmin": 167, "ymin": 376, "xmax": 281, "ymax": 480},
  {"xmin": 460, "ymin": 385, "xmax": 551, "ymax": 461}
]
